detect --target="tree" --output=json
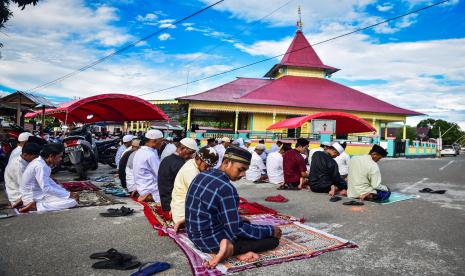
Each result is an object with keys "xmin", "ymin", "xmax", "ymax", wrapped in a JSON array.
[
  {"xmin": 1, "ymin": 0, "xmax": 39, "ymax": 47},
  {"xmin": 417, "ymin": 118, "xmax": 464, "ymax": 145}
]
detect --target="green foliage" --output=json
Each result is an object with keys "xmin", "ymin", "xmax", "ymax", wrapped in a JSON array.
[
  {"xmin": 1, "ymin": 0, "xmax": 39, "ymax": 30},
  {"xmin": 417, "ymin": 118, "xmax": 464, "ymax": 145}
]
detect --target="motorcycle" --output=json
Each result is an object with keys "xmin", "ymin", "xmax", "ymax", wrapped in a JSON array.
[
  {"xmin": 95, "ymin": 137, "xmax": 120, "ymax": 168},
  {"xmin": 62, "ymin": 125, "xmax": 98, "ymax": 180}
]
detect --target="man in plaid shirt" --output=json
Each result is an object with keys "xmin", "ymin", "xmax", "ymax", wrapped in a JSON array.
[{"xmin": 185, "ymin": 146, "xmax": 281, "ymax": 268}]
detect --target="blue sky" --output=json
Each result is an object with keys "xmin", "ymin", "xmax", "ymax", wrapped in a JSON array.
[{"xmin": 0, "ymin": 0, "xmax": 464, "ymax": 128}]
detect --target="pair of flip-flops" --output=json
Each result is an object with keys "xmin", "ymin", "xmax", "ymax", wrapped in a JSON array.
[
  {"xmin": 103, "ymin": 188, "xmax": 129, "ymax": 197},
  {"xmin": 419, "ymin": 188, "xmax": 447, "ymax": 194},
  {"xmin": 90, "ymin": 248, "xmax": 140, "ymax": 270},
  {"xmin": 100, "ymin": 206, "xmax": 134, "ymax": 217},
  {"xmin": 329, "ymin": 196, "xmax": 364, "ymax": 205},
  {"xmin": 0, "ymin": 211, "xmax": 15, "ymax": 219},
  {"xmin": 277, "ymin": 184, "xmax": 300, "ymax": 190}
]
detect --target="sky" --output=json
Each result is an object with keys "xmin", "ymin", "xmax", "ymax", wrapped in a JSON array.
[{"xmin": 0, "ymin": 0, "xmax": 464, "ymax": 129}]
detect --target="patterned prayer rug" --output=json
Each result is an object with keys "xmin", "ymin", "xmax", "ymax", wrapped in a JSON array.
[
  {"xmin": 138, "ymin": 200, "xmax": 357, "ymax": 275},
  {"xmin": 76, "ymin": 190, "xmax": 123, "ymax": 207},
  {"xmin": 373, "ymin": 192, "xmax": 419, "ymax": 205},
  {"xmin": 61, "ymin": 181, "xmax": 101, "ymax": 192}
]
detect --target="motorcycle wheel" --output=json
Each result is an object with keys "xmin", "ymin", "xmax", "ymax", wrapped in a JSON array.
[{"xmin": 75, "ymin": 163, "xmax": 88, "ymax": 180}]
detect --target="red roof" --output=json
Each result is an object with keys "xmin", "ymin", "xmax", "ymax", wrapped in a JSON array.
[
  {"xmin": 265, "ymin": 30, "xmax": 339, "ymax": 77},
  {"xmin": 267, "ymin": 112, "xmax": 377, "ymax": 134},
  {"xmin": 26, "ymin": 94, "xmax": 169, "ymax": 123},
  {"xmin": 180, "ymin": 77, "xmax": 271, "ymax": 102},
  {"xmin": 178, "ymin": 75, "xmax": 422, "ymax": 116}
]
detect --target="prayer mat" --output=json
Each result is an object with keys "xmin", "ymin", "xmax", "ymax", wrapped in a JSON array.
[
  {"xmin": 163, "ymin": 215, "xmax": 356, "ymax": 275},
  {"xmin": 373, "ymin": 192, "xmax": 419, "ymax": 205},
  {"xmin": 137, "ymin": 199, "xmax": 355, "ymax": 275},
  {"xmin": 265, "ymin": 194, "xmax": 289, "ymax": 203},
  {"xmin": 61, "ymin": 181, "xmax": 101, "ymax": 192},
  {"xmin": 76, "ymin": 190, "xmax": 124, "ymax": 207}
]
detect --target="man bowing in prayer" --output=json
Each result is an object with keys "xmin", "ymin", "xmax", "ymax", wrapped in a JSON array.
[
  {"xmin": 245, "ymin": 143, "xmax": 268, "ymax": 183},
  {"xmin": 347, "ymin": 144, "xmax": 390, "ymax": 201},
  {"xmin": 4, "ymin": 143, "xmax": 41, "ymax": 208},
  {"xmin": 20, "ymin": 143, "xmax": 79, "ymax": 213},
  {"xmin": 133, "ymin": 129, "xmax": 165, "ymax": 202},
  {"xmin": 185, "ymin": 146, "xmax": 281, "ymax": 268},
  {"xmin": 309, "ymin": 142, "xmax": 347, "ymax": 197}
]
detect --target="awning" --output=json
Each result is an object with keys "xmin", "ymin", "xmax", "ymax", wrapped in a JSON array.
[
  {"xmin": 267, "ymin": 111, "xmax": 376, "ymax": 134},
  {"xmin": 25, "ymin": 94, "xmax": 169, "ymax": 123}
]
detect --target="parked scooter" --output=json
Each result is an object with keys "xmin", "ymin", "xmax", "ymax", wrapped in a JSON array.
[
  {"xmin": 62, "ymin": 125, "xmax": 98, "ymax": 180},
  {"xmin": 95, "ymin": 137, "xmax": 120, "ymax": 168}
]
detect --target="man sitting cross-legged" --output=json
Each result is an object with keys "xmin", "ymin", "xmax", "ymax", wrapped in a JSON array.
[
  {"xmin": 347, "ymin": 144, "xmax": 390, "ymax": 201},
  {"xmin": 185, "ymin": 146, "xmax": 282, "ymax": 268},
  {"xmin": 20, "ymin": 143, "xmax": 79, "ymax": 212}
]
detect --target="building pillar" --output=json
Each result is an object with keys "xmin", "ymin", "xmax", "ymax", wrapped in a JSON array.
[
  {"xmin": 387, "ymin": 137, "xmax": 395, "ymax": 157},
  {"xmin": 130, "ymin": 121, "xmax": 134, "ymax": 132},
  {"xmin": 402, "ymin": 121, "xmax": 407, "ymax": 140},
  {"xmin": 405, "ymin": 139, "xmax": 410, "ymax": 157},
  {"xmin": 423, "ymin": 142, "xmax": 427, "ymax": 155},
  {"xmin": 414, "ymin": 140, "xmax": 419, "ymax": 154},
  {"xmin": 124, "ymin": 122, "xmax": 128, "ymax": 133},
  {"xmin": 384, "ymin": 122, "xmax": 388, "ymax": 140},
  {"xmin": 186, "ymin": 107, "xmax": 192, "ymax": 137}
]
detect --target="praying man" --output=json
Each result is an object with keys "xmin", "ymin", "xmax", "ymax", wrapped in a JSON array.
[
  {"xmin": 347, "ymin": 144, "xmax": 390, "ymax": 201},
  {"xmin": 185, "ymin": 146, "xmax": 281, "ymax": 268}
]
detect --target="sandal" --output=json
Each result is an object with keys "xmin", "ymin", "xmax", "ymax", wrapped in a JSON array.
[
  {"xmin": 90, "ymin": 248, "xmax": 133, "ymax": 261},
  {"xmin": 100, "ymin": 206, "xmax": 134, "ymax": 217},
  {"xmin": 0, "ymin": 211, "xmax": 15, "ymax": 219},
  {"xmin": 343, "ymin": 200, "xmax": 364, "ymax": 206},
  {"xmin": 419, "ymin": 188, "xmax": 447, "ymax": 194},
  {"xmin": 92, "ymin": 254, "xmax": 140, "ymax": 270},
  {"xmin": 130, "ymin": 262, "xmax": 171, "ymax": 276},
  {"xmin": 329, "ymin": 196, "xmax": 342, "ymax": 202}
]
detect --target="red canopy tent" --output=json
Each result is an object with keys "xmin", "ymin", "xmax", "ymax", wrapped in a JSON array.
[
  {"xmin": 24, "ymin": 94, "xmax": 169, "ymax": 123},
  {"xmin": 267, "ymin": 112, "xmax": 376, "ymax": 135}
]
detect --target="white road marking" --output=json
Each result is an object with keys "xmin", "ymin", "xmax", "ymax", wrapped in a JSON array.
[
  {"xmin": 439, "ymin": 160, "xmax": 454, "ymax": 171},
  {"xmin": 401, "ymin": 178, "xmax": 429, "ymax": 193}
]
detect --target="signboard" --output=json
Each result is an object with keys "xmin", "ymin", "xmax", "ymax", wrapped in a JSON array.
[{"xmin": 312, "ymin": 119, "xmax": 336, "ymax": 134}]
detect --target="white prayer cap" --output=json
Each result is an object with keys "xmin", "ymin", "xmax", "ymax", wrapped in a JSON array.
[
  {"xmin": 255, "ymin": 144, "xmax": 266, "ymax": 150},
  {"xmin": 166, "ymin": 137, "xmax": 173, "ymax": 142},
  {"xmin": 18, "ymin": 132, "xmax": 33, "ymax": 142},
  {"xmin": 244, "ymin": 139, "xmax": 251, "ymax": 143},
  {"xmin": 122, "ymin": 134, "xmax": 134, "ymax": 143},
  {"xmin": 221, "ymin": 137, "xmax": 231, "ymax": 143},
  {"xmin": 180, "ymin": 138, "xmax": 198, "ymax": 151},
  {"xmin": 331, "ymin": 142, "xmax": 344, "ymax": 154},
  {"xmin": 145, "ymin": 129, "xmax": 163, "ymax": 140},
  {"xmin": 321, "ymin": 141, "xmax": 331, "ymax": 147}
]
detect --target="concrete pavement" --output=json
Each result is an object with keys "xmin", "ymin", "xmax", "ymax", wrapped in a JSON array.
[{"xmin": 1, "ymin": 155, "xmax": 464, "ymax": 275}]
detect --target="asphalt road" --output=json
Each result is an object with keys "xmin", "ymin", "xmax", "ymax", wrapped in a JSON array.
[{"xmin": 1, "ymin": 154, "xmax": 464, "ymax": 276}]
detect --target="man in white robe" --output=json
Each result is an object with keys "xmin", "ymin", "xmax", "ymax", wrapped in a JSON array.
[
  {"xmin": 133, "ymin": 129, "xmax": 165, "ymax": 202},
  {"xmin": 4, "ymin": 143, "xmax": 41, "ymax": 208},
  {"xmin": 20, "ymin": 143, "xmax": 79, "ymax": 212},
  {"xmin": 245, "ymin": 144, "xmax": 267, "ymax": 182},
  {"xmin": 334, "ymin": 142, "xmax": 350, "ymax": 180},
  {"xmin": 266, "ymin": 149, "xmax": 284, "ymax": 185},
  {"xmin": 8, "ymin": 132, "xmax": 33, "ymax": 163},
  {"xmin": 115, "ymin": 134, "xmax": 134, "ymax": 168},
  {"xmin": 213, "ymin": 137, "xmax": 230, "ymax": 169},
  {"xmin": 160, "ymin": 137, "xmax": 178, "ymax": 161}
]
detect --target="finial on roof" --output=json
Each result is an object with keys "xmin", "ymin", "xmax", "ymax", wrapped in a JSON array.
[{"xmin": 296, "ymin": 5, "xmax": 303, "ymax": 30}]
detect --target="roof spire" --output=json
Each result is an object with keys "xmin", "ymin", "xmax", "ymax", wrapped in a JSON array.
[{"xmin": 296, "ymin": 5, "xmax": 303, "ymax": 30}]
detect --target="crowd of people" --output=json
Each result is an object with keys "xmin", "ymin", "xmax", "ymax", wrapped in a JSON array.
[{"xmin": 3, "ymin": 129, "xmax": 390, "ymax": 267}]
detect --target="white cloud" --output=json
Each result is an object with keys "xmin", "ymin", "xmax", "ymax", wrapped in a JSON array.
[
  {"xmin": 158, "ymin": 19, "xmax": 175, "ymax": 24},
  {"xmin": 136, "ymin": 13, "xmax": 158, "ymax": 22},
  {"xmin": 376, "ymin": 3, "xmax": 393, "ymax": 11},
  {"xmin": 158, "ymin": 33, "xmax": 171, "ymax": 41},
  {"xmin": 159, "ymin": 23, "xmax": 176, "ymax": 29}
]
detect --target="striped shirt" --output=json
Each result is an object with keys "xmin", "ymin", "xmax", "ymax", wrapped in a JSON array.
[{"xmin": 185, "ymin": 169, "xmax": 273, "ymax": 253}]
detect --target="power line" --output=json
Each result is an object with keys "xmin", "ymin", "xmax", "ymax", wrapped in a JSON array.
[
  {"xmin": 27, "ymin": 0, "xmax": 225, "ymax": 92},
  {"xmin": 138, "ymin": 0, "xmax": 450, "ymax": 97}
]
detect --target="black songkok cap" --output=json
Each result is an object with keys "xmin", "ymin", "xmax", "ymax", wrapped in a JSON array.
[
  {"xmin": 223, "ymin": 146, "xmax": 252, "ymax": 165},
  {"xmin": 370, "ymin": 144, "xmax": 388, "ymax": 157}
]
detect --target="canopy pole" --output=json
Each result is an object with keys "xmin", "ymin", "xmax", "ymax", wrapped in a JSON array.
[
  {"xmin": 41, "ymin": 105, "xmax": 46, "ymax": 129},
  {"xmin": 64, "ymin": 111, "xmax": 69, "ymax": 134}
]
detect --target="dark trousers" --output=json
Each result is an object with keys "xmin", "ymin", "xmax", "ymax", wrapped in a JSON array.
[
  {"xmin": 233, "ymin": 237, "xmax": 280, "ymax": 255},
  {"xmin": 310, "ymin": 179, "xmax": 347, "ymax": 193}
]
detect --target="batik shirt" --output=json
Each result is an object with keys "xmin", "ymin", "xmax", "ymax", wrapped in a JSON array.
[{"xmin": 185, "ymin": 169, "xmax": 273, "ymax": 253}]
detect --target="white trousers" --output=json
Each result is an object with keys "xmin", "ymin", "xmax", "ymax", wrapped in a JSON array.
[
  {"xmin": 125, "ymin": 168, "xmax": 135, "ymax": 192},
  {"xmin": 37, "ymin": 195, "xmax": 77, "ymax": 212}
]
